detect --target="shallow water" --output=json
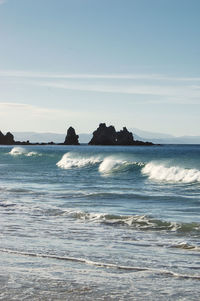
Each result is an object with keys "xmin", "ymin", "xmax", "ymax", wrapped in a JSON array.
[{"xmin": 0, "ymin": 144, "xmax": 200, "ymax": 300}]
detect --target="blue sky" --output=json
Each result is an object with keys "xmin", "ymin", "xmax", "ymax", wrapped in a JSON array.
[{"xmin": 0, "ymin": 0, "xmax": 200, "ymax": 135}]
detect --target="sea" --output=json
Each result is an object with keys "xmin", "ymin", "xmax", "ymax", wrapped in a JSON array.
[{"xmin": 0, "ymin": 144, "xmax": 200, "ymax": 300}]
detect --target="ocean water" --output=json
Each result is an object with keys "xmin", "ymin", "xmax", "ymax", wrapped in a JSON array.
[{"xmin": 0, "ymin": 144, "xmax": 200, "ymax": 300}]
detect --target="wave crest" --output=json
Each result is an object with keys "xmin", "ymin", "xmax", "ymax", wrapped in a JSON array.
[
  {"xmin": 99, "ymin": 157, "xmax": 126, "ymax": 174},
  {"xmin": 9, "ymin": 147, "xmax": 26, "ymax": 156},
  {"xmin": 63, "ymin": 210, "xmax": 200, "ymax": 233},
  {"xmin": 56, "ymin": 152, "xmax": 100, "ymax": 169},
  {"xmin": 99, "ymin": 157, "xmax": 144, "ymax": 174},
  {"xmin": 142, "ymin": 162, "xmax": 200, "ymax": 183},
  {"xmin": 26, "ymin": 151, "xmax": 40, "ymax": 157},
  {"xmin": 9, "ymin": 147, "xmax": 41, "ymax": 157}
]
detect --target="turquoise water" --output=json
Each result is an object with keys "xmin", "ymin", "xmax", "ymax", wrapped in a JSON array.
[{"xmin": 0, "ymin": 144, "xmax": 200, "ymax": 300}]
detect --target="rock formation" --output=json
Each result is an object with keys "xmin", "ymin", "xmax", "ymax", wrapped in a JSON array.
[
  {"xmin": 0, "ymin": 125, "xmax": 153, "ymax": 146},
  {"xmin": 64, "ymin": 127, "xmax": 80, "ymax": 145},
  {"xmin": 116, "ymin": 127, "xmax": 134, "ymax": 145},
  {"xmin": 89, "ymin": 123, "xmax": 117, "ymax": 145},
  {"xmin": 89, "ymin": 123, "xmax": 153, "ymax": 146},
  {"xmin": 0, "ymin": 131, "xmax": 15, "ymax": 144}
]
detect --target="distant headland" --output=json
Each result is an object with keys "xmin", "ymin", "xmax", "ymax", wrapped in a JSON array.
[{"xmin": 0, "ymin": 123, "xmax": 154, "ymax": 146}]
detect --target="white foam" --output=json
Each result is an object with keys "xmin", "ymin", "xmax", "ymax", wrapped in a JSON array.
[
  {"xmin": 99, "ymin": 157, "xmax": 132, "ymax": 174},
  {"xmin": 99, "ymin": 157, "xmax": 121, "ymax": 173},
  {"xmin": 9, "ymin": 147, "xmax": 40, "ymax": 157},
  {"xmin": 67, "ymin": 210, "xmax": 159, "ymax": 229},
  {"xmin": 1, "ymin": 248, "xmax": 200, "ymax": 279},
  {"xmin": 56, "ymin": 152, "xmax": 100, "ymax": 169},
  {"xmin": 98, "ymin": 157, "xmax": 144, "ymax": 174},
  {"xmin": 9, "ymin": 147, "xmax": 27, "ymax": 156},
  {"xmin": 142, "ymin": 162, "xmax": 200, "ymax": 183},
  {"xmin": 26, "ymin": 151, "xmax": 41, "ymax": 157}
]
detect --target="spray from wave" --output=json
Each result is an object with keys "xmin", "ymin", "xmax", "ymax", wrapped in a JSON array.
[
  {"xmin": 56, "ymin": 153, "xmax": 200, "ymax": 184},
  {"xmin": 56, "ymin": 152, "xmax": 101, "ymax": 169},
  {"xmin": 9, "ymin": 147, "xmax": 41, "ymax": 157},
  {"xmin": 99, "ymin": 157, "xmax": 127, "ymax": 174},
  {"xmin": 57, "ymin": 153, "xmax": 144, "ymax": 172},
  {"xmin": 142, "ymin": 162, "xmax": 200, "ymax": 183},
  {"xmin": 9, "ymin": 147, "xmax": 27, "ymax": 156}
]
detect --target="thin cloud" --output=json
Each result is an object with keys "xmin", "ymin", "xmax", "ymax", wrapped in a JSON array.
[
  {"xmin": 39, "ymin": 81, "xmax": 200, "ymax": 102},
  {"xmin": 0, "ymin": 102, "xmax": 31, "ymax": 108},
  {"xmin": 1, "ymin": 70, "xmax": 200, "ymax": 104},
  {"xmin": 0, "ymin": 0, "xmax": 6, "ymax": 5},
  {"xmin": 0, "ymin": 69, "xmax": 200, "ymax": 82},
  {"xmin": 0, "ymin": 102, "xmax": 83, "ymax": 125},
  {"xmin": 0, "ymin": 70, "xmax": 166, "ymax": 80},
  {"xmin": 0, "ymin": 102, "xmax": 80, "ymax": 116}
]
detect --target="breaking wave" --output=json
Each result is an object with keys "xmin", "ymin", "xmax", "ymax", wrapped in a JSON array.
[
  {"xmin": 5, "ymin": 199, "xmax": 199, "ymax": 234},
  {"xmin": 56, "ymin": 153, "xmax": 144, "ymax": 174},
  {"xmin": 9, "ymin": 147, "xmax": 27, "ymax": 156},
  {"xmin": 8, "ymin": 148, "xmax": 200, "ymax": 185},
  {"xmin": 98, "ymin": 157, "xmax": 144, "ymax": 174},
  {"xmin": 9, "ymin": 147, "xmax": 41, "ymax": 157},
  {"xmin": 56, "ymin": 152, "xmax": 101, "ymax": 169},
  {"xmin": 142, "ymin": 162, "xmax": 200, "ymax": 183},
  {"xmin": 62, "ymin": 210, "xmax": 200, "ymax": 234},
  {"xmin": 26, "ymin": 151, "xmax": 40, "ymax": 157},
  {"xmin": 56, "ymin": 153, "xmax": 200, "ymax": 184}
]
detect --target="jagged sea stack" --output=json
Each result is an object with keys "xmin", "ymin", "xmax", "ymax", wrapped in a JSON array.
[
  {"xmin": 89, "ymin": 123, "xmax": 117, "ymax": 145},
  {"xmin": 116, "ymin": 127, "xmax": 134, "ymax": 145},
  {"xmin": 89, "ymin": 123, "xmax": 154, "ymax": 145},
  {"xmin": 0, "ymin": 131, "xmax": 15, "ymax": 145},
  {"xmin": 88, "ymin": 123, "xmax": 135, "ymax": 145},
  {"xmin": 64, "ymin": 127, "xmax": 80, "ymax": 145}
]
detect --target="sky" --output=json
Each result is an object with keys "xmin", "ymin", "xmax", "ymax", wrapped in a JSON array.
[{"xmin": 0, "ymin": 0, "xmax": 200, "ymax": 136}]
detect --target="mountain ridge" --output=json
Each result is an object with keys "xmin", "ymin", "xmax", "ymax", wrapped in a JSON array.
[{"xmin": 12, "ymin": 130, "xmax": 200, "ymax": 144}]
